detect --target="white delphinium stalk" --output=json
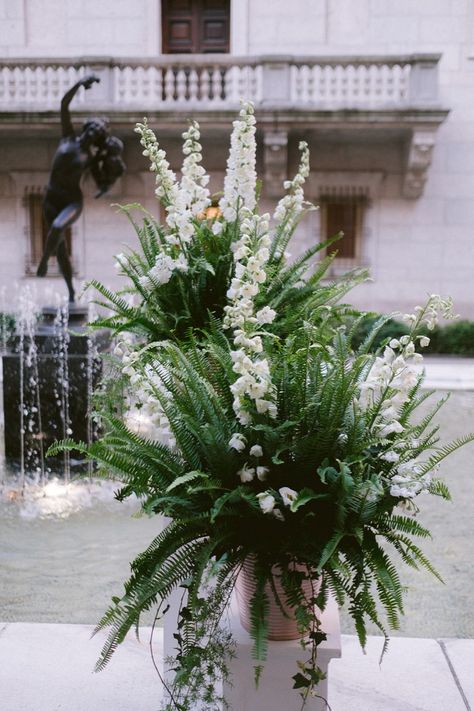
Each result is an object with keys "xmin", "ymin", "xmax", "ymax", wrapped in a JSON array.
[
  {"xmin": 390, "ymin": 461, "xmax": 432, "ymax": 499},
  {"xmin": 135, "ymin": 119, "xmax": 179, "ymax": 210},
  {"xmin": 358, "ymin": 336, "xmax": 420, "ymax": 441},
  {"xmin": 273, "ymin": 141, "xmax": 310, "ymax": 222},
  {"xmin": 401, "ymin": 294, "xmax": 457, "ymax": 331},
  {"xmin": 116, "ymin": 337, "xmax": 176, "ymax": 449},
  {"xmin": 359, "ymin": 295, "xmax": 457, "ymax": 489},
  {"xmin": 180, "ymin": 121, "xmax": 211, "ymax": 217},
  {"xmin": 166, "ymin": 121, "xmax": 211, "ymax": 243},
  {"xmin": 135, "ymin": 120, "xmax": 205, "ymax": 288},
  {"xmin": 224, "ymin": 211, "xmax": 277, "ymax": 425},
  {"xmin": 219, "ymin": 101, "xmax": 257, "ymax": 221},
  {"xmin": 138, "ymin": 253, "xmax": 188, "ymax": 292}
]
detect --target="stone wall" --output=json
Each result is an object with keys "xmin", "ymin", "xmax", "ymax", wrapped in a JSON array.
[{"xmin": 1, "ymin": 0, "xmax": 474, "ymax": 316}]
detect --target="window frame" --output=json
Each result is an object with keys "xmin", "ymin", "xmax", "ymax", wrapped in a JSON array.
[
  {"xmin": 23, "ymin": 190, "xmax": 75, "ymax": 277},
  {"xmin": 319, "ymin": 195, "xmax": 367, "ymax": 271}
]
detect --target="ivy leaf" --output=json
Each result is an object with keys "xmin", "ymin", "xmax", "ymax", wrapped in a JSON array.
[
  {"xmin": 292, "ymin": 672, "xmax": 311, "ymax": 689},
  {"xmin": 309, "ymin": 630, "xmax": 327, "ymax": 645}
]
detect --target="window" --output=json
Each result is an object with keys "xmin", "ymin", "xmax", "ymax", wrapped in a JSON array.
[
  {"xmin": 320, "ymin": 198, "xmax": 365, "ymax": 264},
  {"xmin": 162, "ymin": 0, "xmax": 230, "ymax": 54},
  {"xmin": 25, "ymin": 192, "xmax": 72, "ymax": 275}
]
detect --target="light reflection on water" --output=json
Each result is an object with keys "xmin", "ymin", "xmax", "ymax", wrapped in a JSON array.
[
  {"xmin": 0, "ymin": 478, "xmax": 129, "ymax": 520},
  {"xmin": 0, "ymin": 477, "xmax": 160, "ymax": 624}
]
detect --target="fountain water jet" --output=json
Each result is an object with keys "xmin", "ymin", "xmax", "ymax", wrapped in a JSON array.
[{"xmin": 1, "ymin": 287, "xmax": 108, "ymax": 486}]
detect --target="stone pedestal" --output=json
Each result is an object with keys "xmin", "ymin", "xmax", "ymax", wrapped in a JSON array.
[
  {"xmin": 1, "ymin": 305, "xmax": 108, "ymax": 474},
  {"xmin": 224, "ymin": 594, "xmax": 341, "ymax": 711}
]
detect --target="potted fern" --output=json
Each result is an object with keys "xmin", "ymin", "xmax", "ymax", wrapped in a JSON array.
[{"xmin": 51, "ymin": 104, "xmax": 474, "ymax": 710}]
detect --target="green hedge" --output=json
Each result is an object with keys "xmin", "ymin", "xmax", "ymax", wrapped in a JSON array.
[
  {"xmin": 352, "ymin": 315, "xmax": 474, "ymax": 356},
  {"xmin": 424, "ymin": 320, "xmax": 474, "ymax": 357}
]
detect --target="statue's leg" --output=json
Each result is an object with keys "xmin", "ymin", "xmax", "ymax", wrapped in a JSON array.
[
  {"xmin": 56, "ymin": 241, "xmax": 75, "ymax": 303},
  {"xmin": 36, "ymin": 201, "xmax": 82, "ymax": 279}
]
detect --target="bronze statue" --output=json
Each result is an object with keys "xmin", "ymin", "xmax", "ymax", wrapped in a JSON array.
[{"xmin": 36, "ymin": 75, "xmax": 126, "ymax": 302}]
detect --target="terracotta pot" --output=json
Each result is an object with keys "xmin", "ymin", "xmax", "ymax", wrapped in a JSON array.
[{"xmin": 235, "ymin": 558, "xmax": 321, "ymax": 641}]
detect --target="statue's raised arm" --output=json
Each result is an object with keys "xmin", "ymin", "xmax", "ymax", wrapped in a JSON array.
[
  {"xmin": 36, "ymin": 76, "xmax": 125, "ymax": 303},
  {"xmin": 60, "ymin": 75, "xmax": 100, "ymax": 138}
]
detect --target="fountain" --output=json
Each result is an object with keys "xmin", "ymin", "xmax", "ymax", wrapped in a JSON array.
[{"xmin": 1, "ymin": 291, "xmax": 107, "ymax": 483}]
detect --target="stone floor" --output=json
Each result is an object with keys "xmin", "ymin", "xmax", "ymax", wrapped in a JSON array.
[{"xmin": 0, "ymin": 623, "xmax": 472, "ymax": 711}]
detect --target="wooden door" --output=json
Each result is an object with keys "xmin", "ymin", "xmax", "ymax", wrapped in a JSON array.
[{"xmin": 162, "ymin": 0, "xmax": 230, "ymax": 53}]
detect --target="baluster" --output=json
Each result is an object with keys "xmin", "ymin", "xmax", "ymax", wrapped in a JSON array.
[
  {"xmin": 225, "ymin": 65, "xmax": 238, "ymax": 104},
  {"xmin": 249, "ymin": 66, "xmax": 260, "ymax": 102},
  {"xmin": 380, "ymin": 64, "xmax": 390, "ymax": 104},
  {"xmin": 153, "ymin": 67, "xmax": 164, "ymax": 105},
  {"xmin": 149, "ymin": 67, "xmax": 162, "ymax": 105},
  {"xmin": 143, "ymin": 66, "xmax": 153, "ymax": 106},
  {"xmin": 43, "ymin": 66, "xmax": 50, "ymax": 106},
  {"xmin": 186, "ymin": 67, "xmax": 197, "ymax": 104},
  {"xmin": 346, "ymin": 64, "xmax": 355, "ymax": 106},
  {"xmin": 0, "ymin": 67, "xmax": 8, "ymax": 103},
  {"xmin": 254, "ymin": 64, "xmax": 263, "ymax": 103},
  {"xmin": 401, "ymin": 63, "xmax": 410, "ymax": 103},
  {"xmin": 132, "ymin": 67, "xmax": 141, "ymax": 100},
  {"xmin": 65, "ymin": 67, "xmax": 74, "ymax": 100},
  {"xmin": 310, "ymin": 65, "xmax": 320, "ymax": 105},
  {"xmin": 236, "ymin": 65, "xmax": 247, "ymax": 100},
  {"xmin": 336, "ymin": 65, "xmax": 346, "ymax": 107},
  {"xmin": 322, "ymin": 65, "xmax": 331, "ymax": 105},
  {"xmin": 371, "ymin": 64, "xmax": 381, "ymax": 106},
  {"xmin": 111, "ymin": 66, "xmax": 120, "ymax": 104},
  {"xmin": 19, "ymin": 67, "xmax": 27, "ymax": 101},
  {"xmin": 175, "ymin": 68, "xmax": 186, "ymax": 102},
  {"xmin": 211, "ymin": 66, "xmax": 222, "ymax": 102},
  {"xmin": 29, "ymin": 66, "xmax": 38, "ymax": 102},
  {"xmin": 133, "ymin": 66, "xmax": 143, "ymax": 103},
  {"xmin": 12, "ymin": 67, "xmax": 20, "ymax": 103},
  {"xmin": 307, "ymin": 64, "xmax": 315, "ymax": 104},
  {"xmin": 200, "ymin": 68, "xmax": 210, "ymax": 104},
  {"xmin": 128, "ymin": 66, "xmax": 134, "ymax": 104},
  {"xmin": 57, "ymin": 67, "xmax": 65, "ymax": 102},
  {"xmin": 357, "ymin": 64, "xmax": 367, "ymax": 106},
  {"xmin": 289, "ymin": 64, "xmax": 297, "ymax": 103},
  {"xmin": 24, "ymin": 66, "xmax": 32, "ymax": 102},
  {"xmin": 221, "ymin": 66, "xmax": 230, "ymax": 104},
  {"xmin": 164, "ymin": 67, "xmax": 175, "ymax": 103},
  {"xmin": 142, "ymin": 66, "xmax": 152, "ymax": 105},
  {"xmin": 132, "ymin": 67, "xmax": 141, "ymax": 101},
  {"xmin": 52, "ymin": 67, "xmax": 60, "ymax": 103},
  {"xmin": 299, "ymin": 65, "xmax": 310, "ymax": 104},
  {"xmin": 121, "ymin": 67, "xmax": 130, "ymax": 103},
  {"xmin": 291, "ymin": 66, "xmax": 299, "ymax": 104},
  {"xmin": 394, "ymin": 63, "xmax": 407, "ymax": 104}
]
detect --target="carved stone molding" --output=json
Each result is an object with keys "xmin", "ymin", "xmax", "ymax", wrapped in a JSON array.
[
  {"xmin": 263, "ymin": 131, "xmax": 288, "ymax": 198},
  {"xmin": 403, "ymin": 130, "xmax": 436, "ymax": 199}
]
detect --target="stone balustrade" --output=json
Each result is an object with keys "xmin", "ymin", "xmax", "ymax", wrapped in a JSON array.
[{"xmin": 0, "ymin": 54, "xmax": 441, "ymax": 113}]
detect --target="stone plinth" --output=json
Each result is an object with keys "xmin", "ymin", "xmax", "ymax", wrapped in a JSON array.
[{"xmin": 224, "ymin": 594, "xmax": 341, "ymax": 711}]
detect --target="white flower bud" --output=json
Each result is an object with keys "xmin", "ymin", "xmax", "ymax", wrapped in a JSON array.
[{"xmin": 257, "ymin": 492, "xmax": 275, "ymax": 514}]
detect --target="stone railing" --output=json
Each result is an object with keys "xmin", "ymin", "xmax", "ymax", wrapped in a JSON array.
[{"xmin": 0, "ymin": 54, "xmax": 441, "ymax": 112}]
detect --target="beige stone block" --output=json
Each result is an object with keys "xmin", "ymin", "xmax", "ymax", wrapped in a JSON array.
[{"xmin": 420, "ymin": 17, "xmax": 468, "ymax": 43}]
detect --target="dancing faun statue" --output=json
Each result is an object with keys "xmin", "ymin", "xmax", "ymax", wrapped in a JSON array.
[{"xmin": 36, "ymin": 75, "xmax": 126, "ymax": 302}]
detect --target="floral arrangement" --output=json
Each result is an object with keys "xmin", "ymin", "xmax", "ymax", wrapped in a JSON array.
[{"xmin": 51, "ymin": 103, "xmax": 474, "ymax": 710}]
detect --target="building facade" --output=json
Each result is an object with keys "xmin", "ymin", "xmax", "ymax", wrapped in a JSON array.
[{"xmin": 1, "ymin": 0, "xmax": 473, "ymax": 316}]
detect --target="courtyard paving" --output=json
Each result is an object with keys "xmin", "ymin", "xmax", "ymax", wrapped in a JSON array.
[{"xmin": 0, "ymin": 622, "xmax": 472, "ymax": 711}]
